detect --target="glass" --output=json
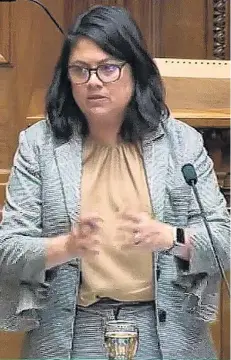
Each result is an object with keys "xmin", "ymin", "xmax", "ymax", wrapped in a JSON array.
[
  {"xmin": 104, "ymin": 320, "xmax": 139, "ymax": 360},
  {"xmin": 68, "ymin": 63, "xmax": 126, "ymax": 84}
]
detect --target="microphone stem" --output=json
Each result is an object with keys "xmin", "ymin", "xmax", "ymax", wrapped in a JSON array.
[
  {"xmin": 28, "ymin": 0, "xmax": 64, "ymax": 35},
  {"xmin": 192, "ymin": 182, "xmax": 230, "ymax": 297}
]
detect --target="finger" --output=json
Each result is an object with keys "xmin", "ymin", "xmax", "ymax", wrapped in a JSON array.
[
  {"xmin": 90, "ymin": 236, "xmax": 101, "ymax": 246},
  {"xmin": 133, "ymin": 232, "xmax": 151, "ymax": 244},
  {"xmin": 120, "ymin": 241, "xmax": 150, "ymax": 250},
  {"xmin": 137, "ymin": 212, "xmax": 150, "ymax": 221},
  {"xmin": 79, "ymin": 217, "xmax": 103, "ymax": 236},
  {"xmin": 119, "ymin": 212, "xmax": 141, "ymax": 223},
  {"xmin": 78, "ymin": 237, "xmax": 100, "ymax": 246},
  {"xmin": 71, "ymin": 224, "xmax": 88, "ymax": 238},
  {"xmin": 78, "ymin": 239, "xmax": 100, "ymax": 254},
  {"xmin": 78, "ymin": 248, "xmax": 100, "ymax": 257},
  {"xmin": 117, "ymin": 222, "xmax": 137, "ymax": 233},
  {"xmin": 119, "ymin": 211, "xmax": 151, "ymax": 223},
  {"xmin": 120, "ymin": 242, "xmax": 136, "ymax": 250},
  {"xmin": 80, "ymin": 213, "xmax": 103, "ymax": 223},
  {"xmin": 81, "ymin": 218, "xmax": 103, "ymax": 228},
  {"xmin": 120, "ymin": 235, "xmax": 144, "ymax": 250},
  {"xmin": 79, "ymin": 213, "xmax": 103, "ymax": 227},
  {"xmin": 135, "ymin": 226, "xmax": 160, "ymax": 239},
  {"xmin": 121, "ymin": 238, "xmax": 153, "ymax": 251},
  {"xmin": 87, "ymin": 249, "xmax": 100, "ymax": 256},
  {"xmin": 78, "ymin": 234, "xmax": 101, "ymax": 246},
  {"xmin": 79, "ymin": 224, "xmax": 96, "ymax": 237}
]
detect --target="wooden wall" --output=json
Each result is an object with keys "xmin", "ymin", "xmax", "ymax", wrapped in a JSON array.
[
  {"xmin": 0, "ymin": 0, "xmax": 65, "ymax": 206},
  {"xmin": 0, "ymin": 0, "xmax": 230, "ymax": 359},
  {"xmin": 0, "ymin": 1, "xmax": 65, "ymax": 357},
  {"xmin": 65, "ymin": 0, "xmax": 230, "ymax": 59}
]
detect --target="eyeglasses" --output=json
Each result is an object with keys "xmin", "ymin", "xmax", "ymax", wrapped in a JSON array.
[{"xmin": 68, "ymin": 62, "xmax": 126, "ymax": 85}]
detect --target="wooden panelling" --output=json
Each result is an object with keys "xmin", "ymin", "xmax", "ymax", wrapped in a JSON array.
[
  {"xmin": 64, "ymin": 0, "xmax": 160, "ymax": 56},
  {"xmin": 155, "ymin": 59, "xmax": 230, "ymax": 128},
  {"xmin": 207, "ymin": 0, "xmax": 230, "ymax": 60},
  {"xmin": 0, "ymin": 2, "xmax": 13, "ymax": 65},
  {"xmin": 0, "ymin": 332, "xmax": 24, "ymax": 360},
  {"xmin": 0, "ymin": 169, "xmax": 9, "ymax": 206},
  {"xmin": 0, "ymin": 64, "xmax": 17, "ymax": 169},
  {"xmin": 0, "ymin": 1, "xmax": 230, "ymax": 359},
  {"xmin": 123, "ymin": 0, "xmax": 155, "ymax": 55},
  {"xmin": 156, "ymin": 0, "xmax": 230, "ymax": 60},
  {"xmin": 64, "ymin": 0, "xmax": 230, "ymax": 59},
  {"xmin": 0, "ymin": 170, "xmax": 25, "ymax": 359},
  {"xmin": 0, "ymin": 0, "xmax": 65, "ymax": 170},
  {"xmin": 0, "ymin": 1, "xmax": 65, "ymax": 359},
  {"xmin": 158, "ymin": 0, "xmax": 208, "ymax": 59}
]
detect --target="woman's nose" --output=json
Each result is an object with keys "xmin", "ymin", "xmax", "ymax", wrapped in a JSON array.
[{"xmin": 87, "ymin": 71, "xmax": 103, "ymax": 87}]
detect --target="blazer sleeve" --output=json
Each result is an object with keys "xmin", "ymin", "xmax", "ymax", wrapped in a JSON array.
[
  {"xmin": 0, "ymin": 129, "xmax": 49, "ymax": 316},
  {"xmin": 175, "ymin": 132, "xmax": 230, "ymax": 276}
]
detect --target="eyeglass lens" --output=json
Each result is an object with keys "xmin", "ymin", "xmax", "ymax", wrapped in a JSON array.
[{"xmin": 68, "ymin": 63, "xmax": 124, "ymax": 84}]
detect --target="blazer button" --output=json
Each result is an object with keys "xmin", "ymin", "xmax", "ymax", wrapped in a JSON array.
[{"xmin": 158, "ymin": 309, "xmax": 166, "ymax": 323}]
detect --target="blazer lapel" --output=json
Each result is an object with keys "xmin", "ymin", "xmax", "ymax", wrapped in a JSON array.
[
  {"xmin": 54, "ymin": 134, "xmax": 83, "ymax": 225},
  {"xmin": 142, "ymin": 126, "xmax": 169, "ymax": 222}
]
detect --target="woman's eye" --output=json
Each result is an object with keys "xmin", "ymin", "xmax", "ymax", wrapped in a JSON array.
[
  {"xmin": 75, "ymin": 66, "xmax": 88, "ymax": 74},
  {"xmin": 101, "ymin": 64, "xmax": 117, "ymax": 73}
]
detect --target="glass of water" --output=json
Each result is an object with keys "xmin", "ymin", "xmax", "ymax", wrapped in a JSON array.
[{"xmin": 104, "ymin": 320, "xmax": 139, "ymax": 360}]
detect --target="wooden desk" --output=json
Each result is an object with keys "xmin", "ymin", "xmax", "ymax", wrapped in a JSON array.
[
  {"xmin": 172, "ymin": 109, "xmax": 230, "ymax": 128},
  {"xmin": 26, "ymin": 108, "xmax": 230, "ymax": 129}
]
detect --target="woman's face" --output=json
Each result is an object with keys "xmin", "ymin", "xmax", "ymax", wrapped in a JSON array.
[{"xmin": 68, "ymin": 37, "xmax": 134, "ymax": 121}]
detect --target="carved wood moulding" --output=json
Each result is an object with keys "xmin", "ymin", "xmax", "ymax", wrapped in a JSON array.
[
  {"xmin": 0, "ymin": 2, "xmax": 13, "ymax": 66},
  {"xmin": 213, "ymin": 0, "xmax": 228, "ymax": 59},
  {"xmin": 199, "ymin": 127, "xmax": 230, "ymax": 208}
]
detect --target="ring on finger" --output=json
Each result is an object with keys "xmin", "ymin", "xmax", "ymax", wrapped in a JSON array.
[
  {"xmin": 134, "ymin": 231, "xmax": 141, "ymax": 245},
  {"xmin": 134, "ymin": 239, "xmax": 142, "ymax": 245}
]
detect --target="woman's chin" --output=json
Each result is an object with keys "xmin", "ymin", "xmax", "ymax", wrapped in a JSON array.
[{"xmin": 87, "ymin": 106, "xmax": 112, "ymax": 117}]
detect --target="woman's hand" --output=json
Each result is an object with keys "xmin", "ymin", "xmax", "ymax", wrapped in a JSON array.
[
  {"xmin": 66, "ymin": 213, "xmax": 103, "ymax": 258},
  {"xmin": 45, "ymin": 213, "xmax": 103, "ymax": 269},
  {"xmin": 118, "ymin": 212, "xmax": 174, "ymax": 252}
]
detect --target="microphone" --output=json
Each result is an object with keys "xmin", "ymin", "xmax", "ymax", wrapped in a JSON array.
[
  {"xmin": 1, "ymin": 0, "xmax": 64, "ymax": 35},
  {"xmin": 182, "ymin": 163, "xmax": 230, "ymax": 297}
]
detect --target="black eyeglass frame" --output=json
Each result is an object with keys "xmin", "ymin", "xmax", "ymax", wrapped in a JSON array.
[{"xmin": 67, "ymin": 62, "xmax": 127, "ymax": 85}]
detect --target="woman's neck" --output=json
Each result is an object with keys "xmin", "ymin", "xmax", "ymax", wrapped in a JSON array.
[
  {"xmin": 87, "ymin": 118, "xmax": 123, "ymax": 145},
  {"xmin": 88, "ymin": 130, "xmax": 121, "ymax": 146}
]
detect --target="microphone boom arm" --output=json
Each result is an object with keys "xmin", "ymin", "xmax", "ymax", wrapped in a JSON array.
[
  {"xmin": 28, "ymin": 0, "xmax": 64, "ymax": 35},
  {"xmin": 191, "ymin": 181, "xmax": 230, "ymax": 296}
]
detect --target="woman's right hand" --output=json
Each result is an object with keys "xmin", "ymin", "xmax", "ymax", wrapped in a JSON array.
[
  {"xmin": 45, "ymin": 213, "xmax": 103, "ymax": 269},
  {"xmin": 66, "ymin": 213, "xmax": 103, "ymax": 258}
]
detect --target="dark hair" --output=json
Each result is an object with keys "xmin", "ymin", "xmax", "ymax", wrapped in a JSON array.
[{"xmin": 46, "ymin": 5, "xmax": 169, "ymax": 142}]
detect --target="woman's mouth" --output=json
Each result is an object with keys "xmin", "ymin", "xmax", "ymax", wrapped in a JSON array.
[
  {"xmin": 87, "ymin": 95, "xmax": 108, "ymax": 103},
  {"xmin": 87, "ymin": 95, "xmax": 107, "ymax": 100}
]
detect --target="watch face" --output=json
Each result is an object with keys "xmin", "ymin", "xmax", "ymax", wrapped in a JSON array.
[{"xmin": 177, "ymin": 228, "xmax": 185, "ymax": 244}]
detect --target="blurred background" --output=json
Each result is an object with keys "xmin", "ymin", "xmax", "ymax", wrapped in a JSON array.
[{"xmin": 0, "ymin": 0, "xmax": 230, "ymax": 359}]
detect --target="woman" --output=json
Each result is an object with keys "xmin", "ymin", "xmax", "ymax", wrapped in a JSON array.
[{"xmin": 0, "ymin": 5, "xmax": 229, "ymax": 360}]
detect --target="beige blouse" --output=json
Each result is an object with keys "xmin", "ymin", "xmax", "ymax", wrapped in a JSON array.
[{"xmin": 78, "ymin": 138, "xmax": 154, "ymax": 307}]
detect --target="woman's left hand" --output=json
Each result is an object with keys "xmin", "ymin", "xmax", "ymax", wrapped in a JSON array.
[{"xmin": 118, "ymin": 212, "xmax": 174, "ymax": 252}]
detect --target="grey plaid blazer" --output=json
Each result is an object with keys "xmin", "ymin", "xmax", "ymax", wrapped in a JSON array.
[{"xmin": 0, "ymin": 117, "xmax": 229, "ymax": 359}]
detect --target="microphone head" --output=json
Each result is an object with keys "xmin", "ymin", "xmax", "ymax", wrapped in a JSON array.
[{"xmin": 181, "ymin": 163, "xmax": 198, "ymax": 186}]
